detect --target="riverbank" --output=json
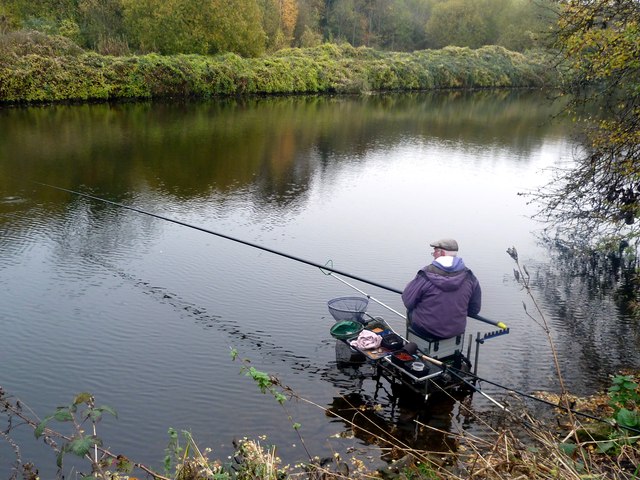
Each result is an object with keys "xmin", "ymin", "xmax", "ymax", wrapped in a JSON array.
[
  {"xmin": 0, "ymin": 31, "xmax": 558, "ymax": 104},
  {"xmin": 2, "ymin": 372, "xmax": 638, "ymax": 479}
]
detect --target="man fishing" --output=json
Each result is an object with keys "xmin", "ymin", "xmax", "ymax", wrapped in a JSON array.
[{"xmin": 402, "ymin": 238, "xmax": 481, "ymax": 339}]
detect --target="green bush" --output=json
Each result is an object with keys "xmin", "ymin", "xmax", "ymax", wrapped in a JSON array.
[{"xmin": 0, "ymin": 34, "xmax": 558, "ymax": 103}]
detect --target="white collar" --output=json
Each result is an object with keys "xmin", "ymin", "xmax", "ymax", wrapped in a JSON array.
[{"xmin": 435, "ymin": 256, "xmax": 455, "ymax": 267}]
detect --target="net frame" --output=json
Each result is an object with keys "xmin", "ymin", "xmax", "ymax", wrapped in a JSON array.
[{"xmin": 327, "ymin": 296, "xmax": 369, "ymax": 323}]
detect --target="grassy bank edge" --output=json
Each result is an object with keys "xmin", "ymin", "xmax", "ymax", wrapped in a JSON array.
[{"xmin": 0, "ymin": 32, "xmax": 560, "ymax": 104}]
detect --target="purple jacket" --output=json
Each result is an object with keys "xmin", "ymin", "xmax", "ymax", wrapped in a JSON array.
[{"xmin": 402, "ymin": 257, "xmax": 481, "ymax": 339}]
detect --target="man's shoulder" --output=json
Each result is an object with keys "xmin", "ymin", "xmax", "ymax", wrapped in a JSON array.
[
  {"xmin": 465, "ymin": 268, "xmax": 481, "ymax": 286},
  {"xmin": 425, "ymin": 263, "xmax": 467, "ymax": 277}
]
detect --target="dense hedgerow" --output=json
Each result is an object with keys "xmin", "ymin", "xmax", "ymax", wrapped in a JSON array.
[{"xmin": 0, "ymin": 32, "xmax": 559, "ymax": 103}]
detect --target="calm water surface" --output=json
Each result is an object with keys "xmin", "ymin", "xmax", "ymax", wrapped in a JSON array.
[{"xmin": 1, "ymin": 91, "xmax": 638, "ymax": 477}]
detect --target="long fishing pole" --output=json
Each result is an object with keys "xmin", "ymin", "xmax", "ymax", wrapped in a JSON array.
[
  {"xmin": 36, "ymin": 181, "xmax": 508, "ymax": 329},
  {"xmin": 448, "ymin": 366, "xmax": 640, "ymax": 435},
  {"xmin": 35, "ymin": 183, "xmax": 634, "ymax": 434},
  {"xmin": 34, "ymin": 182, "xmax": 400, "ymax": 292}
]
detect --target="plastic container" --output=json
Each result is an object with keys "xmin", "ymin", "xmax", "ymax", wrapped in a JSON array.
[
  {"xmin": 410, "ymin": 362, "xmax": 425, "ymax": 372},
  {"xmin": 381, "ymin": 333, "xmax": 404, "ymax": 351},
  {"xmin": 329, "ymin": 320, "xmax": 364, "ymax": 340},
  {"xmin": 391, "ymin": 351, "xmax": 414, "ymax": 366}
]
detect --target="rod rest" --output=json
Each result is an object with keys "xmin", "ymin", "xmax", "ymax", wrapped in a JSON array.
[{"xmin": 477, "ymin": 328, "xmax": 510, "ymax": 344}]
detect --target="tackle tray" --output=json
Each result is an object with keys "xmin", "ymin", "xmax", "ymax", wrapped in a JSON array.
[
  {"xmin": 343, "ymin": 319, "xmax": 399, "ymax": 360},
  {"xmin": 380, "ymin": 354, "xmax": 442, "ymax": 383},
  {"xmin": 349, "ymin": 329, "xmax": 397, "ymax": 360}
]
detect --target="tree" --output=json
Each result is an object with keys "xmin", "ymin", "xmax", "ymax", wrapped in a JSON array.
[
  {"xmin": 293, "ymin": 0, "xmax": 325, "ymax": 46},
  {"xmin": 324, "ymin": 0, "xmax": 360, "ymax": 44},
  {"xmin": 77, "ymin": 0, "xmax": 127, "ymax": 53},
  {"xmin": 425, "ymin": 0, "xmax": 495, "ymax": 49},
  {"xmin": 495, "ymin": 0, "xmax": 557, "ymax": 52},
  {"xmin": 531, "ymin": 0, "xmax": 640, "ymax": 245},
  {"xmin": 383, "ymin": 0, "xmax": 434, "ymax": 51},
  {"xmin": 208, "ymin": 0, "xmax": 266, "ymax": 56},
  {"xmin": 121, "ymin": 0, "xmax": 266, "ymax": 56},
  {"xmin": 260, "ymin": 0, "xmax": 299, "ymax": 50},
  {"xmin": 0, "ymin": 0, "xmax": 77, "ymax": 23},
  {"xmin": 280, "ymin": 0, "xmax": 299, "ymax": 40},
  {"xmin": 424, "ymin": 0, "xmax": 556, "ymax": 51},
  {"xmin": 260, "ymin": 0, "xmax": 281, "ymax": 50},
  {"xmin": 121, "ymin": 0, "xmax": 205, "ymax": 54},
  {"xmin": 1, "ymin": 0, "xmax": 79, "ymax": 36}
]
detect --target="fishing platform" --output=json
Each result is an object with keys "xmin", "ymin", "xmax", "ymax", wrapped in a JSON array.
[{"xmin": 327, "ymin": 295, "xmax": 509, "ymax": 401}]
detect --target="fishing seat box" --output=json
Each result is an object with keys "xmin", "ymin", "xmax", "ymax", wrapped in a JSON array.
[{"xmin": 406, "ymin": 326, "xmax": 464, "ymax": 360}]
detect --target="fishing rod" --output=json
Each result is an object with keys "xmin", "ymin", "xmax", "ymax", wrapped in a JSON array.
[
  {"xmin": 468, "ymin": 371, "xmax": 640, "ymax": 435},
  {"xmin": 36, "ymin": 181, "xmax": 508, "ymax": 329},
  {"xmin": 34, "ymin": 182, "xmax": 400, "ymax": 292},
  {"xmin": 409, "ymin": 340, "xmax": 640, "ymax": 434},
  {"xmin": 33, "ymin": 183, "xmax": 634, "ymax": 434}
]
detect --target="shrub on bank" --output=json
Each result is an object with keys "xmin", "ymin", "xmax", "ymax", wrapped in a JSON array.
[{"xmin": 0, "ymin": 32, "xmax": 558, "ymax": 104}]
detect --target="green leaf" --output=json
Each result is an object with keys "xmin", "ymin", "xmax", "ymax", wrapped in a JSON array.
[
  {"xmin": 97, "ymin": 405, "xmax": 117, "ymax": 418},
  {"xmin": 68, "ymin": 436, "xmax": 102, "ymax": 457},
  {"xmin": 54, "ymin": 409, "xmax": 74, "ymax": 422},
  {"xmin": 559, "ymin": 442, "xmax": 577, "ymax": 456},
  {"xmin": 597, "ymin": 441, "xmax": 616, "ymax": 453},
  {"xmin": 616, "ymin": 408, "xmax": 639, "ymax": 427},
  {"xmin": 74, "ymin": 392, "xmax": 93, "ymax": 405},
  {"xmin": 89, "ymin": 410, "xmax": 103, "ymax": 422},
  {"xmin": 34, "ymin": 415, "xmax": 54, "ymax": 439},
  {"xmin": 115, "ymin": 455, "xmax": 133, "ymax": 473}
]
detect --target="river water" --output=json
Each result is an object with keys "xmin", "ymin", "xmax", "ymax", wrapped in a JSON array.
[{"xmin": 1, "ymin": 90, "xmax": 638, "ymax": 477}]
